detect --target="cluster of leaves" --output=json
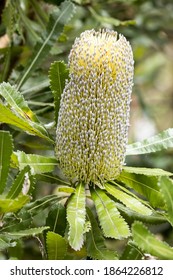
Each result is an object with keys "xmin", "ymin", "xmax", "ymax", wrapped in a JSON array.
[
  {"xmin": 0, "ymin": 0, "xmax": 173, "ymax": 260},
  {"xmin": 1, "ymin": 63, "xmax": 173, "ymax": 259}
]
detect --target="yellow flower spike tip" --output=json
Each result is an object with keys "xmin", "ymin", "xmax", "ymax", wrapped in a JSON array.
[{"xmin": 55, "ymin": 29, "xmax": 134, "ymax": 184}]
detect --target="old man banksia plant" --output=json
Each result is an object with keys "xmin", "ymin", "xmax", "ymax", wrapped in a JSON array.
[
  {"xmin": 1, "ymin": 1, "xmax": 173, "ymax": 261},
  {"xmin": 54, "ymin": 29, "xmax": 154, "ymax": 252},
  {"xmin": 53, "ymin": 29, "xmax": 173, "ymax": 255},
  {"xmin": 55, "ymin": 29, "xmax": 134, "ymax": 183}
]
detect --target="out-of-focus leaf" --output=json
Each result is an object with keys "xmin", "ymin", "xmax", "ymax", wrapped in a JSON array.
[
  {"xmin": 91, "ymin": 188, "xmax": 130, "ymax": 239},
  {"xmin": 123, "ymin": 166, "xmax": 172, "ymax": 176},
  {"xmin": 105, "ymin": 183, "xmax": 152, "ymax": 215},
  {"xmin": 0, "ymin": 45, "xmax": 11, "ymax": 82},
  {"xmin": 2, "ymin": 3, "xmax": 15, "ymax": 39},
  {"xmin": 21, "ymin": 79, "xmax": 49, "ymax": 95},
  {"xmin": 0, "ymin": 236, "xmax": 16, "ymax": 250},
  {"xmin": 0, "ymin": 82, "xmax": 52, "ymax": 142},
  {"xmin": 17, "ymin": 1, "xmax": 75, "ymax": 89},
  {"xmin": 126, "ymin": 128, "xmax": 173, "ymax": 155},
  {"xmin": 46, "ymin": 231, "xmax": 67, "ymax": 260},
  {"xmin": 49, "ymin": 61, "xmax": 69, "ymax": 125},
  {"xmin": 56, "ymin": 186, "xmax": 75, "ymax": 194},
  {"xmin": 8, "ymin": 240, "xmax": 24, "ymax": 260},
  {"xmin": 67, "ymin": 182, "xmax": 86, "ymax": 250},
  {"xmin": 132, "ymin": 221, "xmax": 173, "ymax": 260},
  {"xmin": 0, "ymin": 103, "xmax": 52, "ymax": 143},
  {"xmin": 86, "ymin": 208, "xmax": 118, "ymax": 260},
  {"xmin": 14, "ymin": 151, "xmax": 58, "ymax": 174},
  {"xmin": 0, "ymin": 82, "xmax": 39, "ymax": 122},
  {"xmin": 158, "ymin": 176, "xmax": 173, "ymax": 226},
  {"xmin": 0, "ymin": 211, "xmax": 32, "ymax": 233},
  {"xmin": 0, "ymin": 131, "xmax": 13, "ymax": 194},
  {"xmin": 0, "ymin": 195, "xmax": 30, "ymax": 214},
  {"xmin": 46, "ymin": 204, "xmax": 66, "ymax": 236},
  {"xmin": 89, "ymin": 7, "xmax": 135, "ymax": 27}
]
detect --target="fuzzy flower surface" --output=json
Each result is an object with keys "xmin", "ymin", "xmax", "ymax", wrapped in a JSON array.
[{"xmin": 55, "ymin": 29, "xmax": 134, "ymax": 183}]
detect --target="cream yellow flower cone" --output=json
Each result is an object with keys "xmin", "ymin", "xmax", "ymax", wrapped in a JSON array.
[{"xmin": 56, "ymin": 29, "xmax": 134, "ymax": 183}]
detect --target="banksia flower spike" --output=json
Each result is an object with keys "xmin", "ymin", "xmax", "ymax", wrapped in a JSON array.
[{"xmin": 55, "ymin": 29, "xmax": 134, "ymax": 184}]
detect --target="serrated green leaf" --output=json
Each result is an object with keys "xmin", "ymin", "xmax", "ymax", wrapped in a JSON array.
[
  {"xmin": 86, "ymin": 208, "xmax": 118, "ymax": 260},
  {"xmin": 116, "ymin": 202, "xmax": 166, "ymax": 224},
  {"xmin": 7, "ymin": 166, "xmax": 31, "ymax": 198},
  {"xmin": 17, "ymin": 1, "xmax": 75, "ymax": 89},
  {"xmin": 14, "ymin": 151, "xmax": 58, "ymax": 174},
  {"xmin": 91, "ymin": 188, "xmax": 130, "ymax": 239},
  {"xmin": 67, "ymin": 182, "xmax": 86, "ymax": 250},
  {"xmin": 46, "ymin": 231, "xmax": 67, "ymax": 260},
  {"xmin": 35, "ymin": 173, "xmax": 70, "ymax": 186},
  {"xmin": 0, "ymin": 102, "xmax": 33, "ymax": 131},
  {"xmin": 126, "ymin": 128, "xmax": 173, "ymax": 155},
  {"xmin": 123, "ymin": 166, "xmax": 172, "ymax": 176},
  {"xmin": 158, "ymin": 177, "xmax": 173, "ymax": 226},
  {"xmin": 2, "ymin": 227, "xmax": 49, "ymax": 240},
  {"xmin": 0, "ymin": 82, "xmax": 51, "ymax": 142},
  {"xmin": 2, "ymin": 3, "xmax": 14, "ymax": 39},
  {"xmin": 0, "ymin": 103, "xmax": 52, "ymax": 143},
  {"xmin": 120, "ymin": 240, "xmax": 143, "ymax": 260},
  {"xmin": 0, "ymin": 131, "xmax": 13, "ymax": 194},
  {"xmin": 110, "ymin": 180, "xmax": 152, "ymax": 209},
  {"xmin": 132, "ymin": 221, "xmax": 173, "ymax": 260},
  {"xmin": 0, "ymin": 82, "xmax": 39, "ymax": 122},
  {"xmin": 0, "ymin": 194, "xmax": 30, "ymax": 214},
  {"xmin": 46, "ymin": 204, "xmax": 66, "ymax": 236},
  {"xmin": 0, "ymin": 211, "xmax": 32, "ymax": 233},
  {"xmin": 22, "ymin": 195, "xmax": 60, "ymax": 216},
  {"xmin": 49, "ymin": 61, "xmax": 69, "ymax": 125},
  {"xmin": 118, "ymin": 171, "xmax": 165, "ymax": 208},
  {"xmin": 105, "ymin": 183, "xmax": 152, "ymax": 215}
]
